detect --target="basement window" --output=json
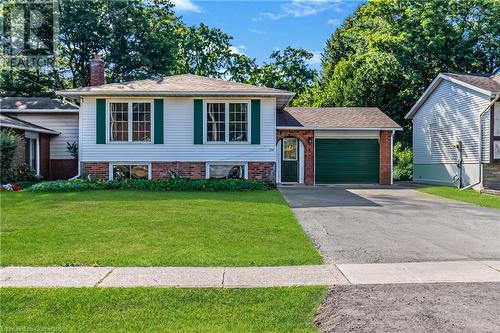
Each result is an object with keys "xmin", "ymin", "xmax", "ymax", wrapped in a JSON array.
[
  {"xmin": 111, "ymin": 163, "xmax": 150, "ymax": 180},
  {"xmin": 208, "ymin": 163, "xmax": 246, "ymax": 179}
]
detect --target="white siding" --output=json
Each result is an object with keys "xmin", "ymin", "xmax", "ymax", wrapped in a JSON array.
[
  {"xmin": 80, "ymin": 96, "xmax": 276, "ymax": 162},
  {"xmin": 412, "ymin": 80, "xmax": 491, "ymax": 165},
  {"xmin": 16, "ymin": 113, "xmax": 79, "ymax": 159}
]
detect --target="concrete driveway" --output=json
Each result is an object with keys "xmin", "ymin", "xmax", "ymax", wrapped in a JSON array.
[{"xmin": 279, "ymin": 185, "xmax": 500, "ymax": 264}]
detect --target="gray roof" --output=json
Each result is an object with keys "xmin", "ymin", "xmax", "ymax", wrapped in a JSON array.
[
  {"xmin": 443, "ymin": 73, "xmax": 500, "ymax": 93},
  {"xmin": 0, "ymin": 97, "xmax": 79, "ymax": 112},
  {"xmin": 0, "ymin": 114, "xmax": 60, "ymax": 134},
  {"xmin": 277, "ymin": 107, "xmax": 401, "ymax": 130},
  {"xmin": 57, "ymin": 74, "xmax": 295, "ymax": 109}
]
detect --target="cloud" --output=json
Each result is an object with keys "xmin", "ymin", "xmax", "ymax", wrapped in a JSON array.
[
  {"xmin": 327, "ymin": 18, "xmax": 342, "ymax": 25},
  {"xmin": 306, "ymin": 51, "xmax": 322, "ymax": 65},
  {"xmin": 249, "ymin": 28, "xmax": 267, "ymax": 35},
  {"xmin": 229, "ymin": 45, "xmax": 247, "ymax": 55},
  {"xmin": 255, "ymin": 0, "xmax": 344, "ymax": 21},
  {"xmin": 171, "ymin": 0, "xmax": 201, "ymax": 13}
]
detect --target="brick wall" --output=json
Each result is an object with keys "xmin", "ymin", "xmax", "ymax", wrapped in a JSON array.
[
  {"xmin": 152, "ymin": 162, "xmax": 205, "ymax": 179},
  {"xmin": 248, "ymin": 162, "xmax": 275, "ymax": 182},
  {"xmin": 82, "ymin": 162, "xmax": 109, "ymax": 179},
  {"xmin": 276, "ymin": 129, "xmax": 314, "ymax": 185},
  {"xmin": 379, "ymin": 130, "xmax": 392, "ymax": 185},
  {"xmin": 483, "ymin": 163, "xmax": 500, "ymax": 190}
]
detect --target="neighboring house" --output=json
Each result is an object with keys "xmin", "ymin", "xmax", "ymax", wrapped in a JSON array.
[
  {"xmin": 405, "ymin": 73, "xmax": 500, "ymax": 190},
  {"xmin": 0, "ymin": 97, "xmax": 79, "ymax": 180},
  {"xmin": 57, "ymin": 55, "xmax": 401, "ymax": 185}
]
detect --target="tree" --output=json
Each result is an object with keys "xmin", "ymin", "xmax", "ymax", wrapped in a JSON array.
[
  {"xmin": 306, "ymin": 0, "xmax": 500, "ymax": 146},
  {"xmin": 250, "ymin": 47, "xmax": 318, "ymax": 97}
]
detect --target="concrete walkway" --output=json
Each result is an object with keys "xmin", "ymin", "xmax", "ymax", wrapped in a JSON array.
[{"xmin": 1, "ymin": 260, "xmax": 499, "ymax": 288}]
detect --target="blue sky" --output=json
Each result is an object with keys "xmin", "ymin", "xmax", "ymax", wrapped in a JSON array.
[{"xmin": 172, "ymin": 0, "xmax": 364, "ymax": 71}]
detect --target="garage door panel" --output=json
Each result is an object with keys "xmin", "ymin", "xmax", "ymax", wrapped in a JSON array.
[{"xmin": 315, "ymin": 139, "xmax": 379, "ymax": 184}]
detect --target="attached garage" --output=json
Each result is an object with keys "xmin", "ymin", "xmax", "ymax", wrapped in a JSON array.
[
  {"xmin": 315, "ymin": 139, "xmax": 379, "ymax": 184},
  {"xmin": 276, "ymin": 107, "xmax": 402, "ymax": 185}
]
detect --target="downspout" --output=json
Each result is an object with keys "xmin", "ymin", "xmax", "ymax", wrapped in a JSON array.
[
  {"xmin": 69, "ymin": 97, "xmax": 83, "ymax": 180},
  {"xmin": 460, "ymin": 94, "xmax": 500, "ymax": 190}
]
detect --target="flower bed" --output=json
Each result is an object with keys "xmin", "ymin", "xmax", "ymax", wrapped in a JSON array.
[{"xmin": 31, "ymin": 178, "xmax": 272, "ymax": 193}]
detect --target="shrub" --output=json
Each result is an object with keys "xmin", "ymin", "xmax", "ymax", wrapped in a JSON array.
[
  {"xmin": 31, "ymin": 178, "xmax": 272, "ymax": 193},
  {"xmin": 11, "ymin": 163, "xmax": 39, "ymax": 182},
  {"xmin": 0, "ymin": 129, "xmax": 21, "ymax": 181},
  {"xmin": 393, "ymin": 141, "xmax": 412, "ymax": 181}
]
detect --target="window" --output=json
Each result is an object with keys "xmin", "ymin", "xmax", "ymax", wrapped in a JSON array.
[
  {"xmin": 109, "ymin": 101, "xmax": 151, "ymax": 142},
  {"xmin": 208, "ymin": 164, "xmax": 246, "ymax": 179},
  {"xmin": 111, "ymin": 164, "xmax": 150, "ymax": 180},
  {"xmin": 24, "ymin": 137, "xmax": 37, "ymax": 172},
  {"xmin": 206, "ymin": 101, "xmax": 249, "ymax": 142},
  {"xmin": 283, "ymin": 138, "xmax": 298, "ymax": 161},
  {"xmin": 207, "ymin": 103, "xmax": 225, "ymax": 142}
]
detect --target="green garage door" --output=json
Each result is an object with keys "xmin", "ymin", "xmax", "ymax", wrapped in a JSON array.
[{"xmin": 315, "ymin": 139, "xmax": 379, "ymax": 184}]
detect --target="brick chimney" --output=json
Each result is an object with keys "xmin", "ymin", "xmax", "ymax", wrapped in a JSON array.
[{"xmin": 90, "ymin": 53, "xmax": 105, "ymax": 86}]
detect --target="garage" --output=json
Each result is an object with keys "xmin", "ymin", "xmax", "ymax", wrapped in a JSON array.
[{"xmin": 315, "ymin": 139, "xmax": 379, "ymax": 184}]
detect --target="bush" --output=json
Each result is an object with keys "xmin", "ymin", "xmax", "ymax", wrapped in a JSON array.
[
  {"xmin": 11, "ymin": 163, "xmax": 39, "ymax": 182},
  {"xmin": 31, "ymin": 178, "xmax": 272, "ymax": 193},
  {"xmin": 0, "ymin": 129, "xmax": 21, "ymax": 181},
  {"xmin": 393, "ymin": 141, "xmax": 412, "ymax": 181}
]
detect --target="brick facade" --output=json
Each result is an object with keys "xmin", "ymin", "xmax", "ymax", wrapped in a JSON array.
[
  {"xmin": 248, "ymin": 162, "xmax": 275, "ymax": 182},
  {"xmin": 483, "ymin": 163, "xmax": 500, "ymax": 190},
  {"xmin": 82, "ymin": 162, "xmax": 109, "ymax": 179},
  {"xmin": 379, "ymin": 130, "xmax": 392, "ymax": 185},
  {"xmin": 152, "ymin": 162, "xmax": 205, "ymax": 179},
  {"xmin": 276, "ymin": 129, "xmax": 314, "ymax": 185}
]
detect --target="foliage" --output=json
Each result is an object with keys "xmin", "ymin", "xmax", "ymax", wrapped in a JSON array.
[
  {"xmin": 0, "ymin": 288, "xmax": 326, "ymax": 332},
  {"xmin": 299, "ymin": 0, "xmax": 500, "ymax": 145},
  {"xmin": 0, "ymin": 129, "xmax": 21, "ymax": 181},
  {"xmin": 249, "ymin": 47, "xmax": 318, "ymax": 98},
  {"xmin": 418, "ymin": 186, "xmax": 500, "ymax": 210},
  {"xmin": 393, "ymin": 142, "xmax": 413, "ymax": 181},
  {"xmin": 66, "ymin": 141, "xmax": 78, "ymax": 160},
  {"xmin": 10, "ymin": 164, "xmax": 39, "ymax": 182},
  {"xmin": 31, "ymin": 178, "xmax": 272, "ymax": 193},
  {"xmin": 1, "ymin": 190, "xmax": 321, "ymax": 266}
]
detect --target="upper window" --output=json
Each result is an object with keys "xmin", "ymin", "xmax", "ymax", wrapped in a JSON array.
[
  {"xmin": 109, "ymin": 101, "xmax": 151, "ymax": 142},
  {"xmin": 206, "ymin": 102, "xmax": 249, "ymax": 143}
]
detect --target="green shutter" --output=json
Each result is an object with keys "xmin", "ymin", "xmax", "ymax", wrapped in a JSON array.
[
  {"xmin": 154, "ymin": 99, "xmax": 164, "ymax": 144},
  {"xmin": 193, "ymin": 99, "xmax": 203, "ymax": 144},
  {"xmin": 96, "ymin": 98, "xmax": 106, "ymax": 144},
  {"xmin": 251, "ymin": 99, "xmax": 260, "ymax": 144}
]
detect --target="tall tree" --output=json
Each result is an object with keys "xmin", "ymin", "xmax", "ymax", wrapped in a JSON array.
[{"xmin": 300, "ymin": 0, "xmax": 500, "ymax": 145}]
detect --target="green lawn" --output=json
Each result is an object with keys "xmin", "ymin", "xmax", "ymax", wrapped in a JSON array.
[
  {"xmin": 0, "ymin": 190, "xmax": 321, "ymax": 266},
  {"xmin": 418, "ymin": 186, "xmax": 500, "ymax": 209},
  {"xmin": 0, "ymin": 287, "xmax": 326, "ymax": 332}
]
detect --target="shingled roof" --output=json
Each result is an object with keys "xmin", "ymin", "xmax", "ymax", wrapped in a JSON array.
[
  {"xmin": 57, "ymin": 74, "xmax": 295, "ymax": 109},
  {"xmin": 443, "ymin": 73, "xmax": 500, "ymax": 93},
  {"xmin": 0, "ymin": 97, "xmax": 78, "ymax": 112},
  {"xmin": 277, "ymin": 107, "xmax": 401, "ymax": 130},
  {"xmin": 0, "ymin": 114, "xmax": 60, "ymax": 134}
]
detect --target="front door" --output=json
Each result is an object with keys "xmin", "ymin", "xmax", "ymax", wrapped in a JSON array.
[{"xmin": 281, "ymin": 137, "xmax": 298, "ymax": 182}]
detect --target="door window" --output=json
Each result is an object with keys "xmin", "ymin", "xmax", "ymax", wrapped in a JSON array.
[{"xmin": 283, "ymin": 138, "xmax": 298, "ymax": 161}]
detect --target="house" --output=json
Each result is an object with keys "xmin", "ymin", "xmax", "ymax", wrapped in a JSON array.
[
  {"xmin": 0, "ymin": 97, "xmax": 79, "ymax": 180},
  {"xmin": 56, "ymin": 55, "xmax": 401, "ymax": 185},
  {"xmin": 405, "ymin": 73, "xmax": 500, "ymax": 191}
]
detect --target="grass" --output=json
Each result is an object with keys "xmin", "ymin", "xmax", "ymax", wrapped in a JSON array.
[
  {"xmin": 0, "ymin": 287, "xmax": 326, "ymax": 332},
  {"xmin": 0, "ymin": 190, "xmax": 321, "ymax": 266},
  {"xmin": 418, "ymin": 186, "xmax": 500, "ymax": 209}
]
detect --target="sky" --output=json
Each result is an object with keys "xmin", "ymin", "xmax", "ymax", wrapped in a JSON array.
[{"xmin": 172, "ymin": 0, "xmax": 364, "ymax": 71}]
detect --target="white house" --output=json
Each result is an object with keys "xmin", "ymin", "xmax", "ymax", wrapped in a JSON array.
[{"xmin": 405, "ymin": 73, "xmax": 500, "ymax": 191}]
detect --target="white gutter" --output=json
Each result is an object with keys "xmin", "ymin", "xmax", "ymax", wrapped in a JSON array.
[
  {"xmin": 0, "ymin": 123, "xmax": 60, "ymax": 135},
  {"xmin": 56, "ymin": 91, "xmax": 295, "ymax": 98},
  {"xmin": 460, "ymin": 94, "xmax": 500, "ymax": 191}
]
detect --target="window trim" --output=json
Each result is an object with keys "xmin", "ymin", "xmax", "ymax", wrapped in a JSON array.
[
  {"xmin": 203, "ymin": 100, "xmax": 251, "ymax": 144},
  {"xmin": 205, "ymin": 162, "xmax": 248, "ymax": 179},
  {"xmin": 109, "ymin": 162, "xmax": 152, "ymax": 180},
  {"xmin": 106, "ymin": 99, "xmax": 154, "ymax": 143}
]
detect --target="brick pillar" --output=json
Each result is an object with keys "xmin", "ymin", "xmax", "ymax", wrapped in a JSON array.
[
  {"xmin": 379, "ymin": 130, "xmax": 392, "ymax": 185},
  {"xmin": 90, "ymin": 54, "xmax": 104, "ymax": 86},
  {"xmin": 276, "ymin": 129, "xmax": 314, "ymax": 185}
]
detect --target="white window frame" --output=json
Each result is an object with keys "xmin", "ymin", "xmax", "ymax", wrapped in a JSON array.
[
  {"xmin": 109, "ymin": 162, "xmax": 152, "ymax": 180},
  {"xmin": 206, "ymin": 162, "xmax": 248, "ymax": 179},
  {"xmin": 203, "ymin": 100, "xmax": 251, "ymax": 144},
  {"xmin": 107, "ymin": 100, "xmax": 154, "ymax": 143},
  {"xmin": 24, "ymin": 131, "xmax": 40, "ymax": 176}
]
